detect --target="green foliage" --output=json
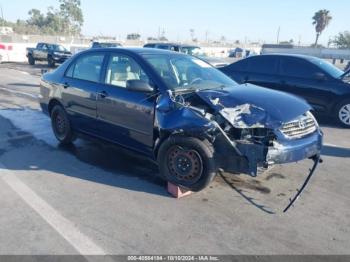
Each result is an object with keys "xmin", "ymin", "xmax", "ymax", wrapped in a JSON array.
[
  {"xmin": 1, "ymin": 0, "xmax": 84, "ymax": 35},
  {"xmin": 332, "ymin": 31, "xmax": 350, "ymax": 49},
  {"xmin": 312, "ymin": 9, "xmax": 332, "ymax": 46}
]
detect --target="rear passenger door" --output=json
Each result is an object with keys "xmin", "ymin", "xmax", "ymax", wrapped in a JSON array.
[
  {"xmin": 63, "ymin": 52, "xmax": 106, "ymax": 135},
  {"xmin": 96, "ymin": 52, "xmax": 156, "ymax": 154}
]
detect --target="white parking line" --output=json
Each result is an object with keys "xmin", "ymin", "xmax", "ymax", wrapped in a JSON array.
[
  {"xmin": 19, "ymin": 71, "xmax": 30, "ymax": 75},
  {"xmin": 0, "ymin": 163, "xmax": 107, "ymax": 255},
  {"xmin": 323, "ymin": 143, "xmax": 350, "ymax": 149}
]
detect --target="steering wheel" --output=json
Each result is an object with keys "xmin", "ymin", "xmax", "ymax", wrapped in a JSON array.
[{"xmin": 190, "ymin": 78, "xmax": 203, "ymax": 85}]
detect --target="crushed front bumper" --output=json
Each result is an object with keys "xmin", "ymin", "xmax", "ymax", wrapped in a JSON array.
[
  {"xmin": 267, "ymin": 129, "xmax": 323, "ymax": 165},
  {"xmin": 216, "ymin": 128, "xmax": 323, "ymax": 177}
]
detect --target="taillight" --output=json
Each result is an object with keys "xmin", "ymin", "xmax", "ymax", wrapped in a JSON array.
[{"xmin": 0, "ymin": 44, "xmax": 5, "ymax": 50}]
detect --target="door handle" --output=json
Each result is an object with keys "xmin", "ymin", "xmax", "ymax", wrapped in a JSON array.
[
  {"xmin": 98, "ymin": 91, "xmax": 108, "ymax": 98},
  {"xmin": 280, "ymin": 80, "xmax": 287, "ymax": 85},
  {"xmin": 63, "ymin": 82, "xmax": 70, "ymax": 89}
]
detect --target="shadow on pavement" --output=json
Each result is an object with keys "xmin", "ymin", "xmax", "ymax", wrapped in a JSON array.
[{"xmin": 8, "ymin": 83, "xmax": 40, "ymax": 88}]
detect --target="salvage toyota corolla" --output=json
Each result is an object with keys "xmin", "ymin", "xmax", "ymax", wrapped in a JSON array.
[{"xmin": 39, "ymin": 48, "xmax": 323, "ymax": 208}]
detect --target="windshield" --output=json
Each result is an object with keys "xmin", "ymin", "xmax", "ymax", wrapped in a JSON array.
[
  {"xmin": 309, "ymin": 57, "xmax": 344, "ymax": 79},
  {"xmin": 142, "ymin": 54, "xmax": 236, "ymax": 91},
  {"xmin": 49, "ymin": 45, "xmax": 68, "ymax": 52}
]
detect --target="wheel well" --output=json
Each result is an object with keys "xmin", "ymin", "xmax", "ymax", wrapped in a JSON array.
[
  {"xmin": 332, "ymin": 97, "xmax": 350, "ymax": 114},
  {"xmin": 48, "ymin": 99, "xmax": 62, "ymax": 116}
]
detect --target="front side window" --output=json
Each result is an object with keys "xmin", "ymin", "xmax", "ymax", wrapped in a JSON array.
[
  {"xmin": 280, "ymin": 58, "xmax": 320, "ymax": 78},
  {"xmin": 105, "ymin": 54, "xmax": 149, "ymax": 88},
  {"xmin": 66, "ymin": 53, "xmax": 105, "ymax": 83},
  {"xmin": 143, "ymin": 54, "xmax": 236, "ymax": 91}
]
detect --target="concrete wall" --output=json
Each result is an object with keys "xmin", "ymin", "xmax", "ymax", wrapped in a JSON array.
[{"xmin": 262, "ymin": 46, "xmax": 350, "ymax": 60}]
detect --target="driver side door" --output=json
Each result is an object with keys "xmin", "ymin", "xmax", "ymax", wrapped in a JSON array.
[{"xmin": 96, "ymin": 52, "xmax": 156, "ymax": 154}]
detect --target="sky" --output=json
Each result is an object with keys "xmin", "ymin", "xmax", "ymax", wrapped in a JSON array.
[{"xmin": 0, "ymin": 0, "xmax": 348, "ymax": 45}]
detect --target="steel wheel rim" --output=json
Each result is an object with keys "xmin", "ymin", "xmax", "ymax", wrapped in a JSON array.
[
  {"xmin": 167, "ymin": 146, "xmax": 203, "ymax": 184},
  {"xmin": 54, "ymin": 112, "xmax": 66, "ymax": 137},
  {"xmin": 339, "ymin": 104, "xmax": 350, "ymax": 126}
]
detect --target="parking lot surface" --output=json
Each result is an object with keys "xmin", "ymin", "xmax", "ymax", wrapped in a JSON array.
[{"xmin": 0, "ymin": 62, "xmax": 349, "ymax": 255}]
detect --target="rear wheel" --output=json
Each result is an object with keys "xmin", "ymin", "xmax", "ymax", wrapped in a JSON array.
[
  {"xmin": 336, "ymin": 99, "xmax": 350, "ymax": 128},
  {"xmin": 158, "ymin": 136, "xmax": 216, "ymax": 192},
  {"xmin": 28, "ymin": 55, "xmax": 35, "ymax": 65},
  {"xmin": 51, "ymin": 105, "xmax": 76, "ymax": 144}
]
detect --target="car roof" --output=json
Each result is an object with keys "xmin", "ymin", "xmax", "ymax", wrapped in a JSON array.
[
  {"xmin": 79, "ymin": 47, "xmax": 188, "ymax": 56},
  {"xmin": 258, "ymin": 53, "xmax": 319, "ymax": 61},
  {"xmin": 143, "ymin": 43, "xmax": 199, "ymax": 48}
]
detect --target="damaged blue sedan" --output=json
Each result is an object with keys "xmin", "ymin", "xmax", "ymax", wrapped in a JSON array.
[{"xmin": 39, "ymin": 48, "xmax": 323, "ymax": 208}]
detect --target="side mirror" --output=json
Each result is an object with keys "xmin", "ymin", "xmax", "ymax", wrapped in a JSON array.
[
  {"xmin": 314, "ymin": 72, "xmax": 327, "ymax": 81},
  {"xmin": 126, "ymin": 80, "xmax": 154, "ymax": 93}
]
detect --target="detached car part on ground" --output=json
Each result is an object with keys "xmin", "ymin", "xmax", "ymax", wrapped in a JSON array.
[{"xmin": 39, "ymin": 48, "xmax": 323, "ymax": 212}]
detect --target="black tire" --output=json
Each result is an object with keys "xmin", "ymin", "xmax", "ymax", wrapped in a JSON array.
[
  {"xmin": 50, "ymin": 105, "xmax": 76, "ymax": 145},
  {"xmin": 158, "ymin": 136, "xmax": 217, "ymax": 192},
  {"xmin": 48, "ymin": 56, "xmax": 55, "ymax": 68},
  {"xmin": 335, "ymin": 99, "xmax": 350, "ymax": 128},
  {"xmin": 28, "ymin": 55, "xmax": 35, "ymax": 65}
]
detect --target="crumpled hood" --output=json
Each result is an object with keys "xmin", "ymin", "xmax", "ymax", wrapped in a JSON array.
[{"xmin": 195, "ymin": 84, "xmax": 311, "ymax": 129}]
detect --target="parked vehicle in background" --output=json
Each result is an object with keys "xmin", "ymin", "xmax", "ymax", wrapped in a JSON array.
[
  {"xmin": 91, "ymin": 41, "xmax": 123, "ymax": 48},
  {"xmin": 345, "ymin": 61, "xmax": 350, "ymax": 72},
  {"xmin": 39, "ymin": 48, "xmax": 322, "ymax": 194},
  {"xmin": 220, "ymin": 54, "xmax": 350, "ymax": 127},
  {"xmin": 26, "ymin": 43, "xmax": 72, "ymax": 67},
  {"xmin": 143, "ymin": 43, "xmax": 229, "ymax": 68}
]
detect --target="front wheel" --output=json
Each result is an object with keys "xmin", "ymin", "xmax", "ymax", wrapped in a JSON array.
[
  {"xmin": 335, "ymin": 99, "xmax": 350, "ymax": 128},
  {"xmin": 158, "ymin": 137, "xmax": 217, "ymax": 192},
  {"xmin": 51, "ymin": 105, "xmax": 76, "ymax": 144}
]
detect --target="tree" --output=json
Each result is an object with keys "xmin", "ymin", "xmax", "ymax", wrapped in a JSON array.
[
  {"xmin": 312, "ymin": 9, "xmax": 332, "ymax": 47},
  {"xmin": 59, "ymin": 0, "xmax": 84, "ymax": 35},
  {"xmin": 332, "ymin": 31, "xmax": 350, "ymax": 49}
]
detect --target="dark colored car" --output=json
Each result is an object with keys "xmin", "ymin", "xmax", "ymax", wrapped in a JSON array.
[
  {"xmin": 39, "ymin": 48, "xmax": 322, "ymax": 192},
  {"xmin": 26, "ymin": 43, "xmax": 72, "ymax": 67},
  {"xmin": 91, "ymin": 42, "xmax": 122, "ymax": 48},
  {"xmin": 143, "ymin": 43, "xmax": 228, "ymax": 68},
  {"xmin": 220, "ymin": 54, "xmax": 350, "ymax": 127}
]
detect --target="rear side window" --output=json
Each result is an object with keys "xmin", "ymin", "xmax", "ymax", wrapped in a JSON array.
[
  {"xmin": 66, "ymin": 53, "xmax": 105, "ymax": 83},
  {"xmin": 228, "ymin": 58, "xmax": 250, "ymax": 72},
  {"xmin": 280, "ymin": 58, "xmax": 320, "ymax": 78},
  {"xmin": 250, "ymin": 56, "xmax": 279, "ymax": 74}
]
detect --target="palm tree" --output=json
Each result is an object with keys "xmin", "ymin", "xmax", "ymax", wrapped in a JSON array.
[{"xmin": 312, "ymin": 9, "xmax": 332, "ymax": 47}]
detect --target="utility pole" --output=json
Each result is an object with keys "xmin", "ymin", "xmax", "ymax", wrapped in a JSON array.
[
  {"xmin": 0, "ymin": 4, "xmax": 4, "ymax": 27},
  {"xmin": 276, "ymin": 26, "xmax": 280, "ymax": 44}
]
